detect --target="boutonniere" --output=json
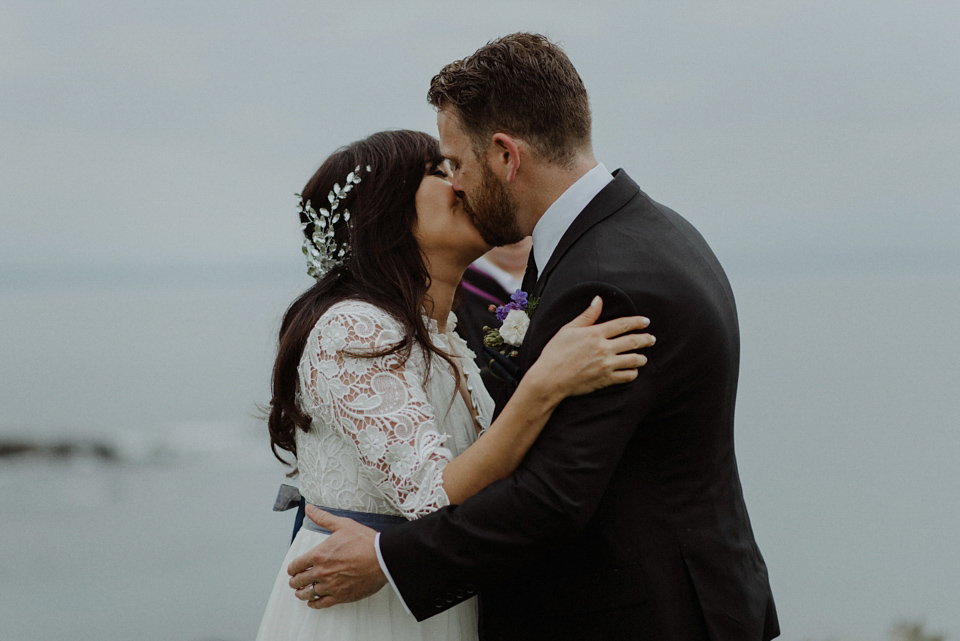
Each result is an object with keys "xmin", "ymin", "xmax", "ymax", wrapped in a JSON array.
[{"xmin": 482, "ymin": 290, "xmax": 539, "ymax": 358}]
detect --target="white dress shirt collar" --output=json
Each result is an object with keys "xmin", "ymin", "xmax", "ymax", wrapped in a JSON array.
[{"xmin": 531, "ymin": 162, "xmax": 613, "ymax": 274}]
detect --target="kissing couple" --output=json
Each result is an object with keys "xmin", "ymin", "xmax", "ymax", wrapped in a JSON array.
[{"xmin": 256, "ymin": 33, "xmax": 779, "ymax": 641}]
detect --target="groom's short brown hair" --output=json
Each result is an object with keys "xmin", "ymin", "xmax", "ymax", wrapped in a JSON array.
[{"xmin": 427, "ymin": 32, "xmax": 591, "ymax": 165}]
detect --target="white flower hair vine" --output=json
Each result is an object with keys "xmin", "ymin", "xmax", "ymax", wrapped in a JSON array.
[{"xmin": 297, "ymin": 165, "xmax": 371, "ymax": 280}]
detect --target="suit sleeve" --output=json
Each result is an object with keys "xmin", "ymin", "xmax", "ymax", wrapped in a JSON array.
[{"xmin": 379, "ymin": 281, "xmax": 662, "ymax": 620}]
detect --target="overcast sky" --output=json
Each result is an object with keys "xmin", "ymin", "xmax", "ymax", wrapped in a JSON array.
[{"xmin": 2, "ymin": 1, "xmax": 958, "ymax": 276}]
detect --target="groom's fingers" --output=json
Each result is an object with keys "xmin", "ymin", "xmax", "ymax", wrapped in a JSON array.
[
  {"xmin": 294, "ymin": 583, "xmax": 320, "ymax": 601},
  {"xmin": 285, "ymin": 507, "xmax": 348, "ymax": 581},
  {"xmin": 288, "ymin": 559, "xmax": 341, "ymax": 600},
  {"xmin": 307, "ymin": 593, "xmax": 345, "ymax": 609},
  {"xmin": 287, "ymin": 514, "xmax": 340, "ymax": 583},
  {"xmin": 287, "ymin": 549, "xmax": 322, "ymax": 586},
  {"xmin": 287, "ymin": 514, "xmax": 383, "ymax": 603},
  {"xmin": 305, "ymin": 505, "xmax": 345, "ymax": 531},
  {"xmin": 292, "ymin": 582, "xmax": 341, "ymax": 606}
]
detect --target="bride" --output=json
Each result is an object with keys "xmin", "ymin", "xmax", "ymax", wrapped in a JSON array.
[{"xmin": 256, "ymin": 130, "xmax": 653, "ymax": 640}]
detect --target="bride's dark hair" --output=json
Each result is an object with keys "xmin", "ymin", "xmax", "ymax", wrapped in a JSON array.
[{"xmin": 268, "ymin": 130, "xmax": 455, "ymax": 465}]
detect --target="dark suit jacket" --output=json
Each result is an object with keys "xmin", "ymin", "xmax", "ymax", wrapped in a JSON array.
[{"xmin": 380, "ymin": 171, "xmax": 779, "ymax": 641}]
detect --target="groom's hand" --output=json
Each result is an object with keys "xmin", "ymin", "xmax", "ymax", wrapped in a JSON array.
[{"xmin": 287, "ymin": 505, "xmax": 388, "ymax": 609}]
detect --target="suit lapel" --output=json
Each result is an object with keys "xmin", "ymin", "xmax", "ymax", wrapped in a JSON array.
[
  {"xmin": 533, "ymin": 169, "xmax": 641, "ymax": 297},
  {"xmin": 505, "ymin": 171, "xmax": 643, "ymax": 399}
]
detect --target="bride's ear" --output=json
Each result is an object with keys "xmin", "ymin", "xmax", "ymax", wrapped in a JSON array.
[{"xmin": 490, "ymin": 133, "xmax": 522, "ymax": 182}]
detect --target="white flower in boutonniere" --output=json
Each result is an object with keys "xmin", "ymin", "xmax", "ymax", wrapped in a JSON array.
[
  {"xmin": 499, "ymin": 309, "xmax": 529, "ymax": 346},
  {"xmin": 482, "ymin": 289, "xmax": 539, "ymax": 358}
]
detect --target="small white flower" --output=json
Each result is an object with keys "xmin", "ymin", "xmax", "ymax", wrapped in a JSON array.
[
  {"xmin": 385, "ymin": 442, "xmax": 418, "ymax": 477},
  {"xmin": 315, "ymin": 359, "xmax": 339, "ymax": 379},
  {"xmin": 356, "ymin": 427, "xmax": 388, "ymax": 461},
  {"xmin": 320, "ymin": 320, "xmax": 349, "ymax": 354},
  {"xmin": 342, "ymin": 355, "xmax": 369, "ymax": 377},
  {"xmin": 499, "ymin": 309, "xmax": 530, "ymax": 347}
]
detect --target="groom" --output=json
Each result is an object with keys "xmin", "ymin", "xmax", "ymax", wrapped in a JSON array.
[{"xmin": 289, "ymin": 33, "xmax": 778, "ymax": 640}]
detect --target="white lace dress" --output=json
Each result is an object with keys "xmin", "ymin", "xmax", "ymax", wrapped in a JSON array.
[{"xmin": 256, "ymin": 300, "xmax": 493, "ymax": 641}]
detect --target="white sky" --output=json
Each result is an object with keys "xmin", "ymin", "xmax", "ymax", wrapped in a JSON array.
[{"xmin": 2, "ymin": 0, "xmax": 958, "ymax": 274}]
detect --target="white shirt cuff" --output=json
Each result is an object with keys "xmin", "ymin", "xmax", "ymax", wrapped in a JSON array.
[{"xmin": 375, "ymin": 531, "xmax": 413, "ymax": 616}]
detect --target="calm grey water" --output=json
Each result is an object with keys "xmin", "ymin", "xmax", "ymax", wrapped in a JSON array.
[{"xmin": 1, "ymin": 262, "xmax": 958, "ymax": 641}]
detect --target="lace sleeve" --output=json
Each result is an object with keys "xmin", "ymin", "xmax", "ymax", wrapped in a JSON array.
[{"xmin": 298, "ymin": 302, "xmax": 452, "ymax": 519}]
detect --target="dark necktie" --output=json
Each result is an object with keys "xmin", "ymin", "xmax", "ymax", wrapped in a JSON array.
[{"xmin": 521, "ymin": 248, "xmax": 538, "ymax": 293}]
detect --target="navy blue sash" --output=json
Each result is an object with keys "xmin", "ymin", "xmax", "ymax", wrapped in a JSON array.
[{"xmin": 273, "ymin": 484, "xmax": 406, "ymax": 541}]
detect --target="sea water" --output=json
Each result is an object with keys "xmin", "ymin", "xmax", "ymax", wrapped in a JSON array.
[{"xmin": 1, "ymin": 261, "xmax": 957, "ymax": 641}]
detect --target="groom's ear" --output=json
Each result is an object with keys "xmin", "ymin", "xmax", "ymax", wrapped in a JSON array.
[{"xmin": 490, "ymin": 133, "xmax": 522, "ymax": 182}]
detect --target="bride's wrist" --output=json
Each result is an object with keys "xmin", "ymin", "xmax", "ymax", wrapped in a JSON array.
[{"xmin": 517, "ymin": 365, "xmax": 564, "ymax": 409}]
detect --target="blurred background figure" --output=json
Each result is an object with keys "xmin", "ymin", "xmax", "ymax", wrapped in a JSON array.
[{"xmin": 455, "ymin": 237, "xmax": 532, "ymax": 394}]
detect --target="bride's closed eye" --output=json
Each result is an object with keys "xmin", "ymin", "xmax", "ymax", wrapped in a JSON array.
[{"xmin": 427, "ymin": 159, "xmax": 452, "ymax": 180}]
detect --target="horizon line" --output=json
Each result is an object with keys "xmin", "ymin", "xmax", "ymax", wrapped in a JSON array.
[{"xmin": 1, "ymin": 247, "xmax": 956, "ymax": 289}]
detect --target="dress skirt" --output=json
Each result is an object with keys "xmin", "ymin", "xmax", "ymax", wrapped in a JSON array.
[{"xmin": 255, "ymin": 527, "xmax": 478, "ymax": 641}]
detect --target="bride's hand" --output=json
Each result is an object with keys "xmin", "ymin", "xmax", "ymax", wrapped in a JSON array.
[{"xmin": 525, "ymin": 296, "xmax": 654, "ymax": 399}]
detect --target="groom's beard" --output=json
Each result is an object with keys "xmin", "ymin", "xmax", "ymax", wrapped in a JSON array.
[{"xmin": 462, "ymin": 163, "xmax": 524, "ymax": 247}]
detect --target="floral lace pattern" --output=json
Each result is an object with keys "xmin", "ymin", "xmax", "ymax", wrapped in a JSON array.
[{"xmin": 295, "ymin": 300, "xmax": 493, "ymax": 520}]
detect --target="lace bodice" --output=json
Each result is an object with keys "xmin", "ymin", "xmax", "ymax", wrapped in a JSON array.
[{"xmin": 295, "ymin": 300, "xmax": 494, "ymax": 520}]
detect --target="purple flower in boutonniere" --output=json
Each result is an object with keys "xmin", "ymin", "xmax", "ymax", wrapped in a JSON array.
[{"xmin": 482, "ymin": 289, "xmax": 539, "ymax": 358}]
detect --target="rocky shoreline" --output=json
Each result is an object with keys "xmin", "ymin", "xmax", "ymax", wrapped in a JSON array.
[{"xmin": 0, "ymin": 437, "xmax": 119, "ymax": 460}]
